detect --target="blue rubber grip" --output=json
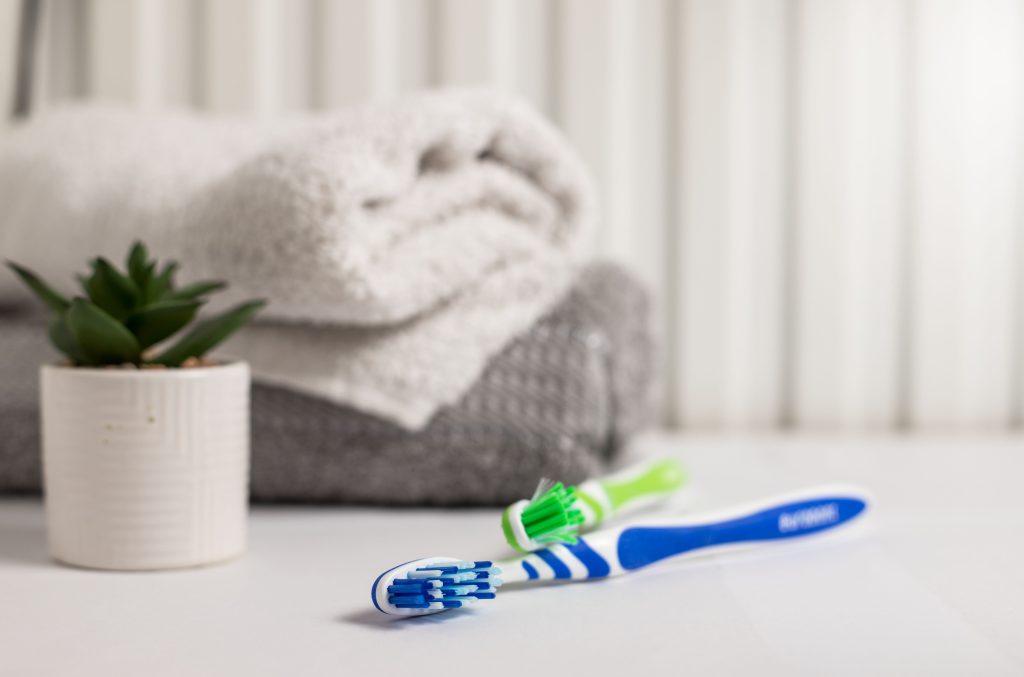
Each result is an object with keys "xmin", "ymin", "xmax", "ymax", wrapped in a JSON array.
[{"xmin": 616, "ymin": 495, "xmax": 867, "ymax": 570}]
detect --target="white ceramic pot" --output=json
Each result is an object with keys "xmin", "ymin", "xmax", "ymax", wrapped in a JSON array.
[{"xmin": 40, "ymin": 362, "xmax": 250, "ymax": 571}]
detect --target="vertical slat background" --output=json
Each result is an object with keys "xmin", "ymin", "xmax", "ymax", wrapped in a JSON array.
[
  {"xmin": 87, "ymin": 0, "xmax": 164, "ymax": 105},
  {"xmin": 675, "ymin": 0, "xmax": 789, "ymax": 428},
  {"xmin": 42, "ymin": 0, "xmax": 87, "ymax": 103},
  {"xmin": 910, "ymin": 0, "xmax": 1024, "ymax": 429},
  {"xmin": 557, "ymin": 0, "xmax": 627, "ymax": 255},
  {"xmin": 793, "ymin": 0, "xmax": 908, "ymax": 428},
  {"xmin": 8, "ymin": 0, "xmax": 1024, "ymax": 430},
  {"xmin": 436, "ymin": 0, "xmax": 514, "ymax": 87},
  {"xmin": 316, "ymin": 0, "xmax": 431, "ymax": 106},
  {"xmin": 0, "ymin": 0, "xmax": 19, "ymax": 121},
  {"xmin": 201, "ymin": 0, "xmax": 279, "ymax": 113}
]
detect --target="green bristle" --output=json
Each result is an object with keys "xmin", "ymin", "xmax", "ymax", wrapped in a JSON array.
[{"xmin": 521, "ymin": 479, "xmax": 585, "ymax": 544}]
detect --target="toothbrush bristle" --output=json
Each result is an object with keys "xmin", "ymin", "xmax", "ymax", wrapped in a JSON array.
[
  {"xmin": 387, "ymin": 561, "xmax": 503, "ymax": 610},
  {"xmin": 521, "ymin": 479, "xmax": 585, "ymax": 545}
]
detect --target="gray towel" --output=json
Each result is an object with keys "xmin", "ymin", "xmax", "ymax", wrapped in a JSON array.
[{"xmin": 0, "ymin": 263, "xmax": 653, "ymax": 505}]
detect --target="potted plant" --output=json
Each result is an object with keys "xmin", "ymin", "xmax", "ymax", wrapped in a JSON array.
[{"xmin": 7, "ymin": 242, "xmax": 265, "ymax": 571}]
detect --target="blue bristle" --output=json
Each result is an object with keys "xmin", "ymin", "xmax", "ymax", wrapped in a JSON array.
[
  {"xmin": 388, "ymin": 581, "xmax": 423, "ymax": 589},
  {"xmin": 388, "ymin": 561, "xmax": 503, "ymax": 611},
  {"xmin": 393, "ymin": 594, "xmax": 429, "ymax": 604}
]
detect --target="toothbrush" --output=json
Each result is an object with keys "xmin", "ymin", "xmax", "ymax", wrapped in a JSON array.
[
  {"xmin": 372, "ymin": 484, "xmax": 870, "ymax": 616},
  {"xmin": 501, "ymin": 457, "xmax": 687, "ymax": 553}
]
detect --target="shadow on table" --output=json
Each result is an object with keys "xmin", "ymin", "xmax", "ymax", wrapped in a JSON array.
[
  {"xmin": 0, "ymin": 506, "xmax": 49, "ymax": 567},
  {"xmin": 339, "ymin": 607, "xmax": 484, "ymax": 630}
]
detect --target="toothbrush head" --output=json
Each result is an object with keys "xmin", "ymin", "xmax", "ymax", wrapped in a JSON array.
[
  {"xmin": 371, "ymin": 557, "xmax": 504, "ymax": 616},
  {"xmin": 502, "ymin": 478, "xmax": 585, "ymax": 553}
]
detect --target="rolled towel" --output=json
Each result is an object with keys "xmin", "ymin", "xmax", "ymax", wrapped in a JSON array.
[
  {"xmin": 0, "ymin": 88, "xmax": 594, "ymax": 428},
  {"xmin": 0, "ymin": 263, "xmax": 654, "ymax": 505}
]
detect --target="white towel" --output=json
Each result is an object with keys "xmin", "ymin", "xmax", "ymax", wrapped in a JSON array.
[{"xmin": 0, "ymin": 89, "xmax": 594, "ymax": 429}]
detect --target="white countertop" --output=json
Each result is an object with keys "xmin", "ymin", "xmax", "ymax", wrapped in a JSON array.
[{"xmin": 2, "ymin": 433, "xmax": 1023, "ymax": 677}]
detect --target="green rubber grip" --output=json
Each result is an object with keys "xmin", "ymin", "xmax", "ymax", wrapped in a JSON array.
[{"xmin": 600, "ymin": 458, "xmax": 687, "ymax": 511}]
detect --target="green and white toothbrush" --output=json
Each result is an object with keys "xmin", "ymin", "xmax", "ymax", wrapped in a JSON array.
[{"xmin": 501, "ymin": 457, "xmax": 687, "ymax": 553}]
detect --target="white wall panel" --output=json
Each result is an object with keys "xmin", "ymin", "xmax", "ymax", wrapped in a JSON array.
[
  {"xmin": 910, "ymin": 0, "xmax": 1024, "ymax": 428},
  {"xmin": 87, "ymin": 0, "xmax": 163, "ymax": 104},
  {"xmin": 437, "ymin": 0, "xmax": 515, "ymax": 86},
  {"xmin": 630, "ymin": 0, "xmax": 673, "ymax": 420},
  {"xmin": 157, "ymin": 0, "xmax": 201, "ymax": 107},
  {"xmin": 43, "ymin": 0, "xmax": 86, "ymax": 104},
  {"xmin": 273, "ymin": 0, "xmax": 313, "ymax": 112},
  {"xmin": 202, "ymin": 0, "xmax": 306, "ymax": 113},
  {"xmin": 675, "ymin": 0, "xmax": 788, "ymax": 428},
  {"xmin": 508, "ymin": 0, "xmax": 553, "ymax": 114},
  {"xmin": 0, "ymin": 0, "xmax": 19, "ymax": 121},
  {"xmin": 793, "ymin": 0, "xmax": 908, "ymax": 428},
  {"xmin": 436, "ymin": 0, "xmax": 552, "ymax": 113},
  {"xmin": 1018, "ymin": 227, "xmax": 1024, "ymax": 427},
  {"xmin": 557, "ymin": 0, "xmax": 617, "ymax": 255},
  {"xmin": 558, "ymin": 0, "xmax": 653, "ymax": 265},
  {"xmin": 316, "ymin": 0, "xmax": 430, "ymax": 107}
]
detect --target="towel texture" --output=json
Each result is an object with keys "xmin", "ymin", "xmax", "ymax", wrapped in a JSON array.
[
  {"xmin": 223, "ymin": 257, "xmax": 572, "ymax": 429},
  {"xmin": 0, "ymin": 89, "xmax": 594, "ymax": 428},
  {"xmin": 0, "ymin": 264, "xmax": 654, "ymax": 505}
]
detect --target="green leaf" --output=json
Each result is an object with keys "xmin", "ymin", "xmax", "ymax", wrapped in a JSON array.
[
  {"xmin": 48, "ymin": 313, "xmax": 89, "ymax": 364},
  {"xmin": 152, "ymin": 300, "xmax": 266, "ymax": 366},
  {"xmin": 148, "ymin": 261, "xmax": 178, "ymax": 302},
  {"xmin": 126, "ymin": 242, "xmax": 150, "ymax": 287},
  {"xmin": 6, "ymin": 261, "xmax": 69, "ymax": 313},
  {"xmin": 83, "ymin": 257, "xmax": 140, "ymax": 321},
  {"xmin": 164, "ymin": 280, "xmax": 227, "ymax": 302},
  {"xmin": 126, "ymin": 299, "xmax": 202, "ymax": 350},
  {"xmin": 66, "ymin": 298, "xmax": 141, "ymax": 365},
  {"xmin": 139, "ymin": 261, "xmax": 158, "ymax": 303}
]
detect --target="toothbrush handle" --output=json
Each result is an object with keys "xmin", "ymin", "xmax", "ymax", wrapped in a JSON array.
[
  {"xmin": 576, "ymin": 457, "xmax": 687, "ymax": 526},
  {"xmin": 505, "ymin": 485, "xmax": 869, "ymax": 583},
  {"xmin": 612, "ymin": 485, "xmax": 869, "ymax": 571}
]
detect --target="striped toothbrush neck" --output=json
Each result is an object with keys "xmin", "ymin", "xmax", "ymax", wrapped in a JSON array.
[{"xmin": 500, "ymin": 536, "xmax": 623, "ymax": 584}]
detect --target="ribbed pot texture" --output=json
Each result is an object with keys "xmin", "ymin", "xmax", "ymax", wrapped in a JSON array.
[{"xmin": 40, "ymin": 362, "xmax": 250, "ymax": 570}]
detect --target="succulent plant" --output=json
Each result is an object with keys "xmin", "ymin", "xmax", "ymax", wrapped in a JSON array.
[{"xmin": 6, "ymin": 242, "xmax": 266, "ymax": 367}]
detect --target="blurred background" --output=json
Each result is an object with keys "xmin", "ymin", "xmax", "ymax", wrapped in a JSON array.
[{"xmin": 2, "ymin": 0, "xmax": 1022, "ymax": 432}]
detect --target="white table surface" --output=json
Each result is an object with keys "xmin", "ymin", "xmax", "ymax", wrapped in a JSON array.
[{"xmin": 2, "ymin": 433, "xmax": 1023, "ymax": 677}]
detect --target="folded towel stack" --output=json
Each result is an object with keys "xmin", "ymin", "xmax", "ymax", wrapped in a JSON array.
[
  {"xmin": 0, "ymin": 89, "xmax": 655, "ymax": 505},
  {"xmin": 0, "ymin": 263, "xmax": 652, "ymax": 504}
]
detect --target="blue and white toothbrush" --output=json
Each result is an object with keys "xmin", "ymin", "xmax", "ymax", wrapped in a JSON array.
[{"xmin": 371, "ymin": 484, "xmax": 871, "ymax": 616}]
